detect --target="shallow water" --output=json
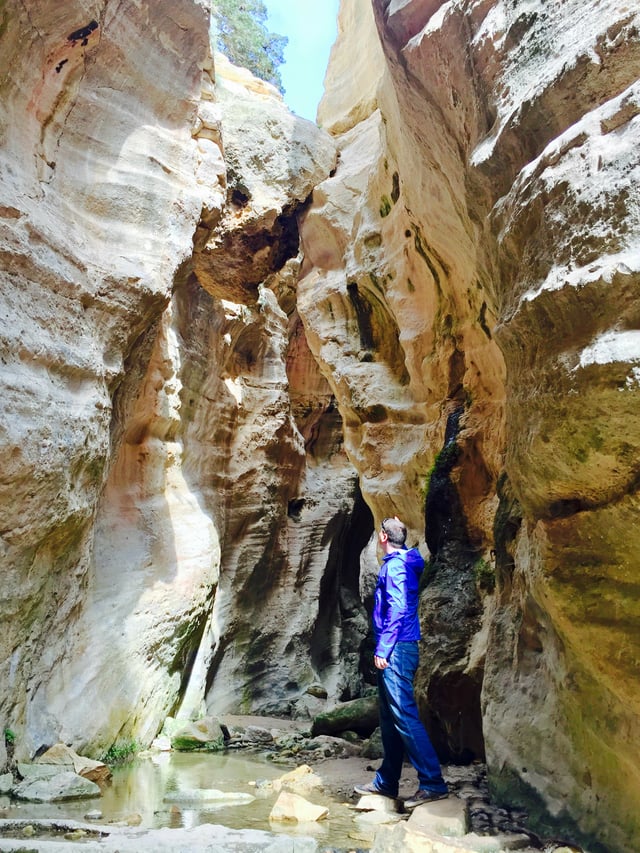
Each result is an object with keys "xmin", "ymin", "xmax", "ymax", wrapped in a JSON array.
[{"xmin": 3, "ymin": 751, "xmax": 370, "ymax": 849}]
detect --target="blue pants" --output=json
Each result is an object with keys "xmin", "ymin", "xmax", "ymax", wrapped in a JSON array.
[{"xmin": 374, "ymin": 641, "xmax": 447, "ymax": 796}]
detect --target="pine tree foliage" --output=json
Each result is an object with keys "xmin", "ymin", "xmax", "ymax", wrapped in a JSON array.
[{"xmin": 212, "ymin": 0, "xmax": 288, "ymax": 92}]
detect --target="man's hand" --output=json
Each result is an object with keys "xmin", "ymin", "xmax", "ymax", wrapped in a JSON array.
[{"xmin": 374, "ymin": 655, "xmax": 388, "ymax": 670}]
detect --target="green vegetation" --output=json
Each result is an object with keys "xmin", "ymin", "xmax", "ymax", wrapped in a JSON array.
[
  {"xmin": 473, "ymin": 557, "xmax": 496, "ymax": 593},
  {"xmin": 4, "ymin": 728, "xmax": 15, "ymax": 745},
  {"xmin": 101, "ymin": 740, "xmax": 141, "ymax": 765},
  {"xmin": 567, "ymin": 424, "xmax": 605, "ymax": 464},
  {"xmin": 379, "ymin": 172, "xmax": 400, "ymax": 217},
  {"xmin": 419, "ymin": 557, "xmax": 437, "ymax": 592},
  {"xmin": 426, "ymin": 442, "xmax": 460, "ymax": 489},
  {"xmin": 379, "ymin": 195, "xmax": 392, "ymax": 217},
  {"xmin": 422, "ymin": 442, "xmax": 461, "ymax": 508},
  {"xmin": 174, "ymin": 736, "xmax": 225, "ymax": 753},
  {"xmin": 212, "ymin": 0, "xmax": 287, "ymax": 92}
]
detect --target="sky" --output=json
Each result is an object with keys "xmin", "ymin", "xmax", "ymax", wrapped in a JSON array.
[{"xmin": 263, "ymin": 0, "xmax": 341, "ymax": 122}]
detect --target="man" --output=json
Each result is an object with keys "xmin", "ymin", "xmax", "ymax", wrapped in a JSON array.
[{"xmin": 355, "ymin": 516, "xmax": 448, "ymax": 809}]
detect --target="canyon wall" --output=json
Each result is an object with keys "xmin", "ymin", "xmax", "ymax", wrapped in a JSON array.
[
  {"xmin": 0, "ymin": 0, "xmax": 212, "ymax": 754},
  {"xmin": 304, "ymin": 0, "xmax": 640, "ymax": 851},
  {"xmin": 0, "ymin": 1, "xmax": 367, "ymax": 761},
  {"xmin": 0, "ymin": 1, "xmax": 639, "ymax": 852}
]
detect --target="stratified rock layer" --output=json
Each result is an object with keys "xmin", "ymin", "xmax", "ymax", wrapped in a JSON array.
[
  {"xmin": 0, "ymin": 0, "xmax": 211, "ymax": 754},
  {"xmin": 304, "ymin": 1, "xmax": 640, "ymax": 851},
  {"xmin": 0, "ymin": 3, "xmax": 365, "ymax": 759},
  {"xmin": 1, "ymin": 2, "xmax": 639, "ymax": 853}
]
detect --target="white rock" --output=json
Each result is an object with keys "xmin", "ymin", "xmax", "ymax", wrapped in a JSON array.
[
  {"xmin": 454, "ymin": 832, "xmax": 533, "ymax": 851},
  {"xmin": 355, "ymin": 793, "xmax": 401, "ymax": 813},
  {"xmin": 163, "ymin": 789, "xmax": 254, "ymax": 805},
  {"xmin": 276, "ymin": 764, "xmax": 323, "ymax": 793},
  {"xmin": 269, "ymin": 791, "xmax": 329, "ymax": 823},
  {"xmin": 12, "ymin": 771, "xmax": 101, "ymax": 802},
  {"xmin": 84, "ymin": 809, "xmax": 104, "ymax": 821},
  {"xmin": 372, "ymin": 820, "xmax": 491, "ymax": 852},
  {"xmin": 408, "ymin": 796, "xmax": 468, "ymax": 837},
  {"xmin": 354, "ymin": 809, "xmax": 403, "ymax": 826},
  {"xmin": 36, "ymin": 744, "xmax": 111, "ymax": 783}
]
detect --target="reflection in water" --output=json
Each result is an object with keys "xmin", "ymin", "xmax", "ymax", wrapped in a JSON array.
[{"xmin": 5, "ymin": 752, "xmax": 366, "ymax": 849}]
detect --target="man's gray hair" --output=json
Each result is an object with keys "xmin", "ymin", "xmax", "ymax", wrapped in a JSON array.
[{"xmin": 381, "ymin": 517, "xmax": 407, "ymax": 546}]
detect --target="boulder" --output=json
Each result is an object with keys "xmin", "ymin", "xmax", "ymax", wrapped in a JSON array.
[
  {"xmin": 151, "ymin": 735, "xmax": 172, "ymax": 752},
  {"xmin": 354, "ymin": 809, "xmax": 403, "ymax": 826},
  {"xmin": 269, "ymin": 791, "xmax": 329, "ymax": 823},
  {"xmin": 12, "ymin": 771, "xmax": 101, "ymax": 802},
  {"xmin": 452, "ymin": 833, "xmax": 533, "ymax": 852},
  {"xmin": 170, "ymin": 717, "xmax": 225, "ymax": 751},
  {"xmin": 408, "ymin": 796, "xmax": 468, "ymax": 837},
  {"xmin": 361, "ymin": 726, "xmax": 384, "ymax": 759},
  {"xmin": 310, "ymin": 696, "xmax": 379, "ymax": 737},
  {"xmin": 224, "ymin": 724, "xmax": 274, "ymax": 746},
  {"xmin": 276, "ymin": 764, "xmax": 323, "ymax": 794},
  {"xmin": 36, "ymin": 744, "xmax": 111, "ymax": 783},
  {"xmin": 372, "ymin": 820, "xmax": 488, "ymax": 852},
  {"xmin": 355, "ymin": 793, "xmax": 401, "ymax": 814},
  {"xmin": 18, "ymin": 763, "xmax": 63, "ymax": 780},
  {"xmin": 303, "ymin": 735, "xmax": 361, "ymax": 759}
]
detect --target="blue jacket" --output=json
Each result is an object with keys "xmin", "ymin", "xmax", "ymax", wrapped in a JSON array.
[{"xmin": 373, "ymin": 547, "xmax": 424, "ymax": 659}]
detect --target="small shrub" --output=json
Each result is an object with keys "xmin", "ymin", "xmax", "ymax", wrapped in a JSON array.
[
  {"xmin": 4, "ymin": 728, "xmax": 15, "ymax": 745},
  {"xmin": 101, "ymin": 740, "xmax": 141, "ymax": 765},
  {"xmin": 473, "ymin": 558, "xmax": 496, "ymax": 593}
]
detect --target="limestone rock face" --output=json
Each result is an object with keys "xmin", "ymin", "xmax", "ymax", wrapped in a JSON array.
[
  {"xmin": 0, "ymin": 1, "xmax": 364, "ymax": 760},
  {"xmin": 0, "ymin": 0, "xmax": 211, "ymax": 756},
  {"xmin": 2, "ymin": 2, "xmax": 639, "ymax": 852},
  {"xmin": 305, "ymin": 0, "xmax": 640, "ymax": 851}
]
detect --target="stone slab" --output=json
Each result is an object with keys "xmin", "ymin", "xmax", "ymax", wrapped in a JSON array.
[{"xmin": 408, "ymin": 795, "xmax": 468, "ymax": 837}]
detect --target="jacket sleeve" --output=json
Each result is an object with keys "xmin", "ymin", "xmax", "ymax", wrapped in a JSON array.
[{"xmin": 374, "ymin": 556, "xmax": 408, "ymax": 660}]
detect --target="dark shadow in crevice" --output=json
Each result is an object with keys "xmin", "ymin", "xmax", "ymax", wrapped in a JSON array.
[{"xmin": 421, "ymin": 406, "xmax": 486, "ymax": 763}]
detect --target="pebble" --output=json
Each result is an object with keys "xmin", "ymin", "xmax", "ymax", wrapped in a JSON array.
[{"xmin": 84, "ymin": 809, "xmax": 103, "ymax": 820}]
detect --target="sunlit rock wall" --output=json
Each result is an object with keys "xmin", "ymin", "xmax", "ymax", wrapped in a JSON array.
[
  {"xmin": 0, "ymin": 0, "xmax": 211, "ymax": 756},
  {"xmin": 181, "ymin": 57, "xmax": 368, "ymax": 720},
  {"xmin": 304, "ymin": 0, "xmax": 505, "ymax": 768},
  {"xmin": 0, "ymin": 2, "xmax": 364, "ymax": 758},
  {"xmin": 306, "ymin": 0, "xmax": 640, "ymax": 850}
]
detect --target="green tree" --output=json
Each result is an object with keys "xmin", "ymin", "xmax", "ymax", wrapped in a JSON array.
[{"xmin": 212, "ymin": 0, "xmax": 288, "ymax": 92}]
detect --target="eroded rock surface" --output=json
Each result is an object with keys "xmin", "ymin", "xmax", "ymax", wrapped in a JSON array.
[
  {"xmin": 1, "ymin": 1, "xmax": 639, "ymax": 852},
  {"xmin": 302, "ymin": 0, "xmax": 640, "ymax": 851},
  {"xmin": 0, "ymin": 0, "xmax": 211, "ymax": 756},
  {"xmin": 0, "ymin": 2, "xmax": 366, "ymax": 762}
]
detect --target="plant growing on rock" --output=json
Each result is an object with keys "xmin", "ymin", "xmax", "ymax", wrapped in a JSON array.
[
  {"xmin": 473, "ymin": 557, "xmax": 496, "ymax": 593},
  {"xmin": 101, "ymin": 740, "xmax": 141, "ymax": 766}
]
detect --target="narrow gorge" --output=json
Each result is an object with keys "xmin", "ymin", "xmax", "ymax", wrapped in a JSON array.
[{"xmin": 0, "ymin": 1, "xmax": 639, "ymax": 852}]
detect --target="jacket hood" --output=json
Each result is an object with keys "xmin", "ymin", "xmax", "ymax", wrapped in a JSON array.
[{"xmin": 387, "ymin": 546, "xmax": 424, "ymax": 577}]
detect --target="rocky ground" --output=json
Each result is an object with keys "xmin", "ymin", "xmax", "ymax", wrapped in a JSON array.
[
  {"xmin": 0, "ymin": 715, "xmax": 583, "ymax": 853},
  {"xmin": 218, "ymin": 715, "xmax": 577, "ymax": 852}
]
